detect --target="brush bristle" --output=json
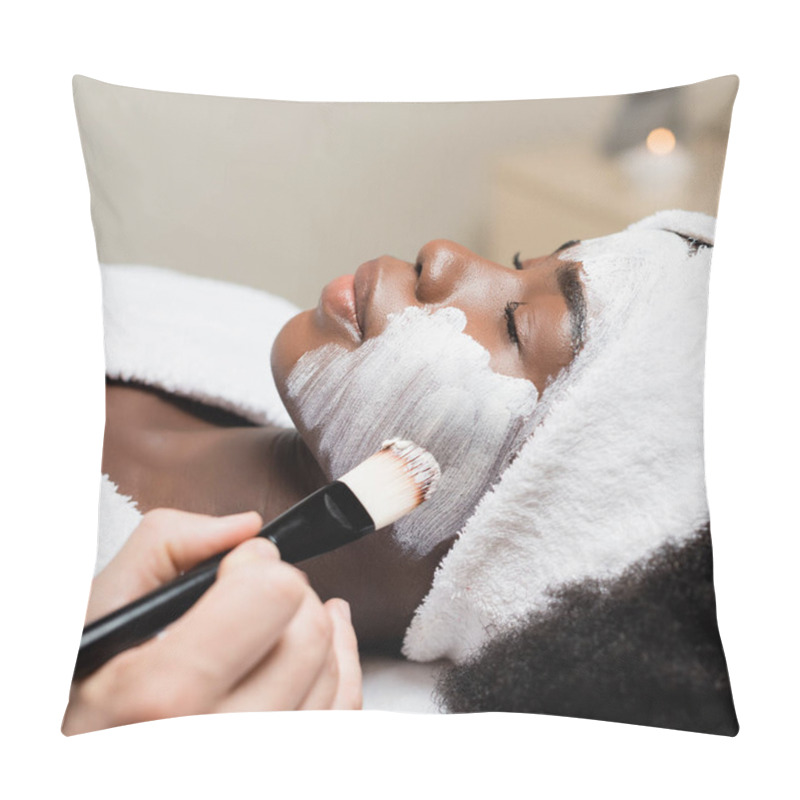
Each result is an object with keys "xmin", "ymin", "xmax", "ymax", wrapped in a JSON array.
[{"xmin": 338, "ymin": 439, "xmax": 441, "ymax": 530}]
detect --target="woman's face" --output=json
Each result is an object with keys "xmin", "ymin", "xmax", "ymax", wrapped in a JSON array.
[
  {"xmin": 272, "ymin": 239, "xmax": 585, "ymax": 393},
  {"xmin": 271, "ymin": 239, "xmax": 587, "ymax": 554}
]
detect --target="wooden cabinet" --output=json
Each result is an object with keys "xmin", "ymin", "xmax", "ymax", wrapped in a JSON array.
[{"xmin": 487, "ymin": 137, "xmax": 728, "ymax": 262}]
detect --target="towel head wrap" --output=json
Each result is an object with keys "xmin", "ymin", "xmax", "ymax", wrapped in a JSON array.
[{"xmin": 403, "ymin": 209, "xmax": 716, "ymax": 662}]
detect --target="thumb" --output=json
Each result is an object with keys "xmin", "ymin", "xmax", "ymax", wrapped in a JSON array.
[{"xmin": 88, "ymin": 509, "xmax": 264, "ymax": 621}]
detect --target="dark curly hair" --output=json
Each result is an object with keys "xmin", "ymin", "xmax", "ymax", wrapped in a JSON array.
[{"xmin": 434, "ymin": 526, "xmax": 738, "ymax": 735}]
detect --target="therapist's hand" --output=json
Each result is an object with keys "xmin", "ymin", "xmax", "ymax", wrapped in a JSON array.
[{"xmin": 63, "ymin": 508, "xmax": 362, "ymax": 735}]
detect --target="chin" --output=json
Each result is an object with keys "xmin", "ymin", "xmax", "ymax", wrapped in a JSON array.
[
  {"xmin": 271, "ymin": 311, "xmax": 310, "ymax": 413},
  {"xmin": 271, "ymin": 301, "xmax": 367, "ymax": 474},
  {"xmin": 270, "ymin": 310, "xmax": 333, "ymax": 456},
  {"xmin": 272, "ymin": 298, "xmax": 363, "ymax": 397}
]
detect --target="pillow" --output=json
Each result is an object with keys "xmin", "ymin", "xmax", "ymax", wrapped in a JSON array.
[{"xmin": 65, "ymin": 74, "xmax": 739, "ymax": 735}]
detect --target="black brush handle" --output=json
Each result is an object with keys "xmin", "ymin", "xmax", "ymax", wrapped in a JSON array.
[{"xmin": 74, "ymin": 481, "xmax": 373, "ymax": 681}]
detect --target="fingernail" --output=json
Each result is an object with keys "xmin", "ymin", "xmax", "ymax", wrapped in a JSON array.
[{"xmin": 335, "ymin": 600, "xmax": 351, "ymax": 623}]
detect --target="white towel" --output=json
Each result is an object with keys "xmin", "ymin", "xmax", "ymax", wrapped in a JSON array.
[{"xmin": 102, "ymin": 264, "xmax": 299, "ymax": 427}]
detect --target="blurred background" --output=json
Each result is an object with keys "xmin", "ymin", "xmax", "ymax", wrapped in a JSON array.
[{"xmin": 75, "ymin": 75, "xmax": 737, "ymax": 308}]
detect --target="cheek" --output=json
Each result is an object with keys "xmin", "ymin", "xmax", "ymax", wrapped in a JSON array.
[{"xmin": 285, "ymin": 306, "xmax": 539, "ymax": 554}]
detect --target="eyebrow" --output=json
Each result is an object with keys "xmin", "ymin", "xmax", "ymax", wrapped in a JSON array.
[{"xmin": 555, "ymin": 261, "xmax": 587, "ymax": 356}]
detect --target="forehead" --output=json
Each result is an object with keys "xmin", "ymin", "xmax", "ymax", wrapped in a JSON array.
[{"xmin": 562, "ymin": 224, "xmax": 714, "ymax": 350}]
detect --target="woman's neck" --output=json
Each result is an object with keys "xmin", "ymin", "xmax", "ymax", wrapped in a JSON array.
[
  {"xmin": 102, "ymin": 382, "xmax": 327, "ymax": 522},
  {"xmin": 258, "ymin": 425, "xmax": 329, "ymax": 518}
]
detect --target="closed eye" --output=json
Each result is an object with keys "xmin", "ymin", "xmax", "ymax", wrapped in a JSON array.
[{"xmin": 505, "ymin": 301, "xmax": 524, "ymax": 346}]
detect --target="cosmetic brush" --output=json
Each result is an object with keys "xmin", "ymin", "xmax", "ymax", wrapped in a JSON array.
[{"xmin": 73, "ymin": 438, "xmax": 440, "ymax": 681}]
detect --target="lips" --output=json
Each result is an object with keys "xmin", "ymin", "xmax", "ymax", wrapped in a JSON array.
[
  {"xmin": 319, "ymin": 274, "xmax": 362, "ymax": 341},
  {"xmin": 353, "ymin": 260, "xmax": 377, "ymax": 339}
]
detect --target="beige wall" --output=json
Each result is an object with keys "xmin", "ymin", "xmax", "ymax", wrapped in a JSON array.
[{"xmin": 74, "ymin": 75, "xmax": 737, "ymax": 308}]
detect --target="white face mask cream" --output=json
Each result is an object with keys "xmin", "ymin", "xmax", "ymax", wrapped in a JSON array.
[{"xmin": 286, "ymin": 305, "xmax": 539, "ymax": 555}]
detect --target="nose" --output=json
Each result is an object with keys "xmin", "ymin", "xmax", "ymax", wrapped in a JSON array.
[{"xmin": 414, "ymin": 239, "xmax": 480, "ymax": 305}]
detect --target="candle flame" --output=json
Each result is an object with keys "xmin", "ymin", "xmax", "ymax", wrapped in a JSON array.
[{"xmin": 646, "ymin": 127, "xmax": 677, "ymax": 156}]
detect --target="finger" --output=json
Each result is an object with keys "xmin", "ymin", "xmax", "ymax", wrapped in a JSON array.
[
  {"xmin": 123, "ymin": 538, "xmax": 307, "ymax": 712},
  {"xmin": 133, "ymin": 508, "xmax": 266, "ymax": 583},
  {"xmin": 294, "ymin": 601, "xmax": 356, "ymax": 710},
  {"xmin": 296, "ymin": 630, "xmax": 340, "ymax": 711},
  {"xmin": 216, "ymin": 589, "xmax": 335, "ymax": 713},
  {"xmin": 326, "ymin": 599, "xmax": 363, "ymax": 710},
  {"xmin": 88, "ymin": 509, "xmax": 265, "ymax": 620}
]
